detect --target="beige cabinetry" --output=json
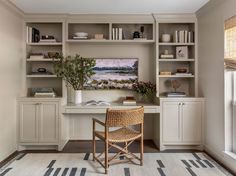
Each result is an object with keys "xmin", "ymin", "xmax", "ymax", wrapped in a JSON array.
[
  {"xmin": 18, "ymin": 99, "xmax": 60, "ymax": 145},
  {"xmin": 160, "ymin": 98, "xmax": 204, "ymax": 150}
]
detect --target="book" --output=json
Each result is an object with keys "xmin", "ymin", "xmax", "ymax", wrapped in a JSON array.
[
  {"xmin": 118, "ymin": 28, "xmax": 122, "ymax": 40},
  {"xmin": 115, "ymin": 28, "xmax": 118, "ymax": 40},
  {"xmin": 112, "ymin": 28, "xmax": 115, "ymax": 40},
  {"xmin": 188, "ymin": 31, "xmax": 194, "ymax": 43},
  {"xmin": 85, "ymin": 100, "xmax": 110, "ymax": 106},
  {"xmin": 29, "ymin": 55, "xmax": 44, "ymax": 60},
  {"xmin": 175, "ymin": 73, "xmax": 193, "ymax": 76},
  {"xmin": 179, "ymin": 30, "xmax": 185, "ymax": 43},
  {"xmin": 123, "ymin": 100, "xmax": 136, "ymax": 105},
  {"xmin": 184, "ymin": 30, "xmax": 188, "ymax": 43},
  {"xmin": 39, "ymin": 39, "xmax": 57, "ymax": 43},
  {"xmin": 166, "ymin": 92, "xmax": 186, "ymax": 97},
  {"xmin": 174, "ymin": 31, "xmax": 179, "ymax": 43},
  {"xmin": 160, "ymin": 54, "xmax": 174, "ymax": 59}
]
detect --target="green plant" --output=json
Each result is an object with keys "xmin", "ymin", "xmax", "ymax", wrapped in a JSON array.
[
  {"xmin": 54, "ymin": 54, "xmax": 96, "ymax": 90},
  {"xmin": 133, "ymin": 81, "xmax": 156, "ymax": 97}
]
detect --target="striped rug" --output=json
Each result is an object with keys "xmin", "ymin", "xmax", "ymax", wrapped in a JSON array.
[{"xmin": 0, "ymin": 153, "xmax": 233, "ymax": 176}]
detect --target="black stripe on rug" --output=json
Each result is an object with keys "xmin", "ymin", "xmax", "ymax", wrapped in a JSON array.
[
  {"xmin": 0, "ymin": 168, "xmax": 12, "ymax": 176},
  {"xmin": 196, "ymin": 160, "xmax": 207, "ymax": 168},
  {"xmin": 186, "ymin": 168, "xmax": 197, "ymax": 176},
  {"xmin": 47, "ymin": 160, "xmax": 56, "ymax": 168},
  {"xmin": 157, "ymin": 168, "xmax": 166, "ymax": 176},
  {"xmin": 53, "ymin": 168, "xmax": 61, "ymax": 176},
  {"xmin": 84, "ymin": 153, "xmax": 90, "ymax": 160},
  {"xmin": 61, "ymin": 168, "xmax": 69, "ymax": 176},
  {"xmin": 189, "ymin": 160, "xmax": 199, "ymax": 168},
  {"xmin": 69, "ymin": 168, "xmax": 77, "ymax": 176},
  {"xmin": 44, "ymin": 168, "xmax": 54, "ymax": 176},
  {"xmin": 203, "ymin": 160, "xmax": 214, "ymax": 168},
  {"xmin": 193, "ymin": 153, "xmax": 201, "ymax": 160},
  {"xmin": 156, "ymin": 160, "xmax": 165, "ymax": 168},
  {"xmin": 181, "ymin": 160, "xmax": 192, "ymax": 168},
  {"xmin": 80, "ymin": 168, "xmax": 86, "ymax": 176},
  {"xmin": 124, "ymin": 168, "xmax": 130, "ymax": 176}
]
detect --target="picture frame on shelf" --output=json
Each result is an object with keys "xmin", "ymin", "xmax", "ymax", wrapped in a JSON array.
[{"xmin": 176, "ymin": 46, "xmax": 188, "ymax": 59}]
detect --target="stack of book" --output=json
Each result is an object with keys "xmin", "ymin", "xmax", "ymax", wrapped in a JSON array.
[
  {"xmin": 112, "ymin": 28, "xmax": 123, "ymax": 40},
  {"xmin": 174, "ymin": 30, "xmax": 194, "ymax": 43},
  {"xmin": 32, "ymin": 88, "xmax": 56, "ymax": 98},
  {"xmin": 26, "ymin": 27, "xmax": 40, "ymax": 43},
  {"xmin": 123, "ymin": 96, "xmax": 136, "ymax": 105},
  {"xmin": 160, "ymin": 54, "xmax": 174, "ymax": 59},
  {"xmin": 166, "ymin": 92, "xmax": 186, "ymax": 97}
]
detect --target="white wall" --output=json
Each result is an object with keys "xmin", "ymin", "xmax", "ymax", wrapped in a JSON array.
[
  {"xmin": 0, "ymin": 1, "xmax": 23, "ymax": 161},
  {"xmin": 197, "ymin": 0, "xmax": 236, "ymax": 173}
]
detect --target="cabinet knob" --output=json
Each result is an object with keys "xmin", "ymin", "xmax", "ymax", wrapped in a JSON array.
[
  {"xmin": 179, "ymin": 103, "xmax": 181, "ymax": 105},
  {"xmin": 182, "ymin": 103, "xmax": 185, "ymax": 105}
]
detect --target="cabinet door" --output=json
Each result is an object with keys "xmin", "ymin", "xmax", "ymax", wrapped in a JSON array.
[
  {"xmin": 162, "ymin": 102, "xmax": 182, "ymax": 143},
  {"xmin": 182, "ymin": 102, "xmax": 202, "ymax": 143},
  {"xmin": 19, "ymin": 102, "xmax": 38, "ymax": 143},
  {"xmin": 39, "ymin": 102, "xmax": 59, "ymax": 143}
]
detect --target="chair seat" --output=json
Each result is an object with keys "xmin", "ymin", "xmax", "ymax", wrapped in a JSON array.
[{"xmin": 95, "ymin": 127, "xmax": 141, "ymax": 143}]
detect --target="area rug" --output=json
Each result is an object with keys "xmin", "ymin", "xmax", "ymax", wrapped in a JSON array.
[{"xmin": 0, "ymin": 153, "xmax": 233, "ymax": 176}]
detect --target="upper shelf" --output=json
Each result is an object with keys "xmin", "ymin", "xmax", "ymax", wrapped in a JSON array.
[
  {"xmin": 66, "ymin": 39, "xmax": 155, "ymax": 44},
  {"xmin": 159, "ymin": 43, "xmax": 195, "ymax": 46},
  {"xmin": 27, "ymin": 42, "xmax": 63, "ymax": 46}
]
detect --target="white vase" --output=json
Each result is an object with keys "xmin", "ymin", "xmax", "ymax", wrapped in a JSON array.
[{"xmin": 74, "ymin": 90, "xmax": 82, "ymax": 104}]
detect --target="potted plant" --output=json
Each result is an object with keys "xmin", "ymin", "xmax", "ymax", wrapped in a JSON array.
[
  {"xmin": 133, "ymin": 81, "xmax": 156, "ymax": 103},
  {"xmin": 54, "ymin": 54, "xmax": 96, "ymax": 104}
]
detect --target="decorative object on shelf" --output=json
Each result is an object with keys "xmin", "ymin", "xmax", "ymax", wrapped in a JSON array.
[
  {"xmin": 53, "ymin": 54, "xmax": 96, "ymax": 104},
  {"xmin": 140, "ymin": 26, "xmax": 146, "ymax": 39},
  {"xmin": 29, "ymin": 53, "xmax": 44, "ymax": 60},
  {"xmin": 171, "ymin": 80, "xmax": 181, "ymax": 92},
  {"xmin": 176, "ymin": 68, "xmax": 187, "ymax": 73},
  {"xmin": 161, "ymin": 34, "xmax": 171, "ymax": 43},
  {"xmin": 37, "ymin": 68, "xmax": 47, "ymax": 73},
  {"xmin": 94, "ymin": 34, "xmax": 104, "ymax": 40},
  {"xmin": 86, "ymin": 58, "xmax": 138, "ymax": 90},
  {"xmin": 165, "ymin": 80, "xmax": 186, "ymax": 97},
  {"xmin": 133, "ymin": 31, "xmax": 140, "ymax": 39},
  {"xmin": 176, "ymin": 46, "xmax": 188, "ymax": 59},
  {"xmin": 160, "ymin": 71, "xmax": 172, "ymax": 75},
  {"xmin": 48, "ymin": 52, "xmax": 60, "ymax": 58},
  {"xmin": 133, "ymin": 81, "xmax": 156, "ymax": 103},
  {"xmin": 160, "ymin": 50, "xmax": 174, "ymax": 59},
  {"xmin": 30, "ymin": 67, "xmax": 53, "ymax": 75},
  {"xmin": 175, "ymin": 68, "xmax": 193, "ymax": 76},
  {"xmin": 73, "ymin": 32, "xmax": 88, "ymax": 40},
  {"xmin": 40, "ymin": 35, "xmax": 57, "ymax": 43}
]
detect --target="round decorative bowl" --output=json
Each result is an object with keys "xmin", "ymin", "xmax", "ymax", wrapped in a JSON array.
[
  {"xmin": 177, "ymin": 68, "xmax": 187, "ymax": 73},
  {"xmin": 74, "ymin": 32, "xmax": 88, "ymax": 37}
]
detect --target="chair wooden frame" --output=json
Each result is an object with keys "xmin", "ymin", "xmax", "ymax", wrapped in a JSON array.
[{"xmin": 92, "ymin": 106, "xmax": 144, "ymax": 174}]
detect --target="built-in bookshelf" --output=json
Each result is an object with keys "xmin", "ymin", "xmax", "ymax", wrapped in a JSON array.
[
  {"xmin": 25, "ymin": 22, "xmax": 64, "ymax": 97},
  {"xmin": 155, "ymin": 15, "xmax": 198, "ymax": 97},
  {"xmin": 66, "ymin": 22, "xmax": 155, "ymax": 44}
]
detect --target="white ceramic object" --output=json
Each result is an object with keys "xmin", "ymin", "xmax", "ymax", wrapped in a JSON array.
[
  {"xmin": 162, "ymin": 34, "xmax": 171, "ymax": 42},
  {"xmin": 74, "ymin": 32, "xmax": 88, "ymax": 37},
  {"xmin": 74, "ymin": 90, "xmax": 82, "ymax": 104}
]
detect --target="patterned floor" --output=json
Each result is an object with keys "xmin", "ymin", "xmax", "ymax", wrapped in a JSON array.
[{"xmin": 0, "ymin": 153, "xmax": 233, "ymax": 176}]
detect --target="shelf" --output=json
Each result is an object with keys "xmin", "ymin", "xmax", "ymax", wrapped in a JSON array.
[
  {"xmin": 158, "ymin": 59, "xmax": 195, "ymax": 62},
  {"xmin": 66, "ymin": 39, "xmax": 155, "ymax": 44},
  {"xmin": 159, "ymin": 75, "xmax": 195, "ymax": 78},
  {"xmin": 27, "ymin": 42, "xmax": 63, "ymax": 46},
  {"xmin": 26, "ymin": 58, "xmax": 60, "ymax": 62},
  {"xmin": 26, "ymin": 75, "xmax": 58, "ymax": 78},
  {"xmin": 159, "ymin": 43, "xmax": 195, "ymax": 46}
]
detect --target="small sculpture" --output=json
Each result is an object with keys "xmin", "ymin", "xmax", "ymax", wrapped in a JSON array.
[{"xmin": 171, "ymin": 80, "xmax": 181, "ymax": 92}]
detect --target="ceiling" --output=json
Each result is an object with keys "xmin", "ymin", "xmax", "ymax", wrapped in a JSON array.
[{"xmin": 9, "ymin": 0, "xmax": 209, "ymax": 14}]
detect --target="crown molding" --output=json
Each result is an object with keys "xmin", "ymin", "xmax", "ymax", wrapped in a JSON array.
[
  {"xmin": 0, "ymin": 0, "xmax": 24, "ymax": 17},
  {"xmin": 196, "ymin": 0, "xmax": 224, "ymax": 18}
]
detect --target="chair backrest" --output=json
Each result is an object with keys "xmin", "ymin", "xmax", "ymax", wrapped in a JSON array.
[{"xmin": 105, "ymin": 106, "xmax": 144, "ymax": 127}]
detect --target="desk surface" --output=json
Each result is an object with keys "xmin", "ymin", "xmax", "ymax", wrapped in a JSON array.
[{"xmin": 62, "ymin": 103, "xmax": 160, "ymax": 114}]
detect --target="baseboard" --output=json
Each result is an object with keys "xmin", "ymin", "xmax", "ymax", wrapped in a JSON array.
[
  {"xmin": 204, "ymin": 144, "xmax": 236, "ymax": 174},
  {"xmin": 0, "ymin": 151, "xmax": 18, "ymax": 169}
]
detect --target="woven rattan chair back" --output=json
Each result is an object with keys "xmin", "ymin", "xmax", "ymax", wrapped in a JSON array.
[{"xmin": 105, "ymin": 106, "xmax": 144, "ymax": 127}]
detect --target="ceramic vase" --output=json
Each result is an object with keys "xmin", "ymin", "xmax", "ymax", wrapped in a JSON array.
[{"xmin": 74, "ymin": 90, "xmax": 82, "ymax": 104}]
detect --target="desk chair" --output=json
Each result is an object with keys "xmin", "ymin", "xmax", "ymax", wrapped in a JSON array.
[{"xmin": 92, "ymin": 106, "xmax": 144, "ymax": 174}]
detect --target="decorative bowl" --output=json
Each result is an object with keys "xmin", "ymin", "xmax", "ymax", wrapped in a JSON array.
[{"xmin": 74, "ymin": 32, "xmax": 88, "ymax": 37}]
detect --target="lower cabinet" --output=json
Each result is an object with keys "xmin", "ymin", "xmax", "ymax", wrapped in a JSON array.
[
  {"xmin": 18, "ymin": 100, "xmax": 59, "ymax": 144},
  {"xmin": 161, "ymin": 98, "xmax": 204, "ymax": 146}
]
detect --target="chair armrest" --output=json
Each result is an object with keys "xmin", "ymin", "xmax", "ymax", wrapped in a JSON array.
[{"xmin": 92, "ymin": 118, "xmax": 106, "ymax": 127}]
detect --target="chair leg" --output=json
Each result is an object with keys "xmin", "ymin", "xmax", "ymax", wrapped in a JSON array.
[
  {"xmin": 140, "ymin": 136, "xmax": 143, "ymax": 166},
  {"xmin": 93, "ymin": 133, "xmax": 95, "ymax": 161},
  {"xmin": 105, "ymin": 140, "xmax": 108, "ymax": 174}
]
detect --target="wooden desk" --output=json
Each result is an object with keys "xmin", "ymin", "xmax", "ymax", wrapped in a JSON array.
[{"xmin": 62, "ymin": 103, "xmax": 160, "ymax": 114}]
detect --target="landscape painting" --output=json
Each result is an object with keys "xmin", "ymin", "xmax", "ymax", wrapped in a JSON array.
[{"xmin": 86, "ymin": 58, "xmax": 138, "ymax": 89}]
